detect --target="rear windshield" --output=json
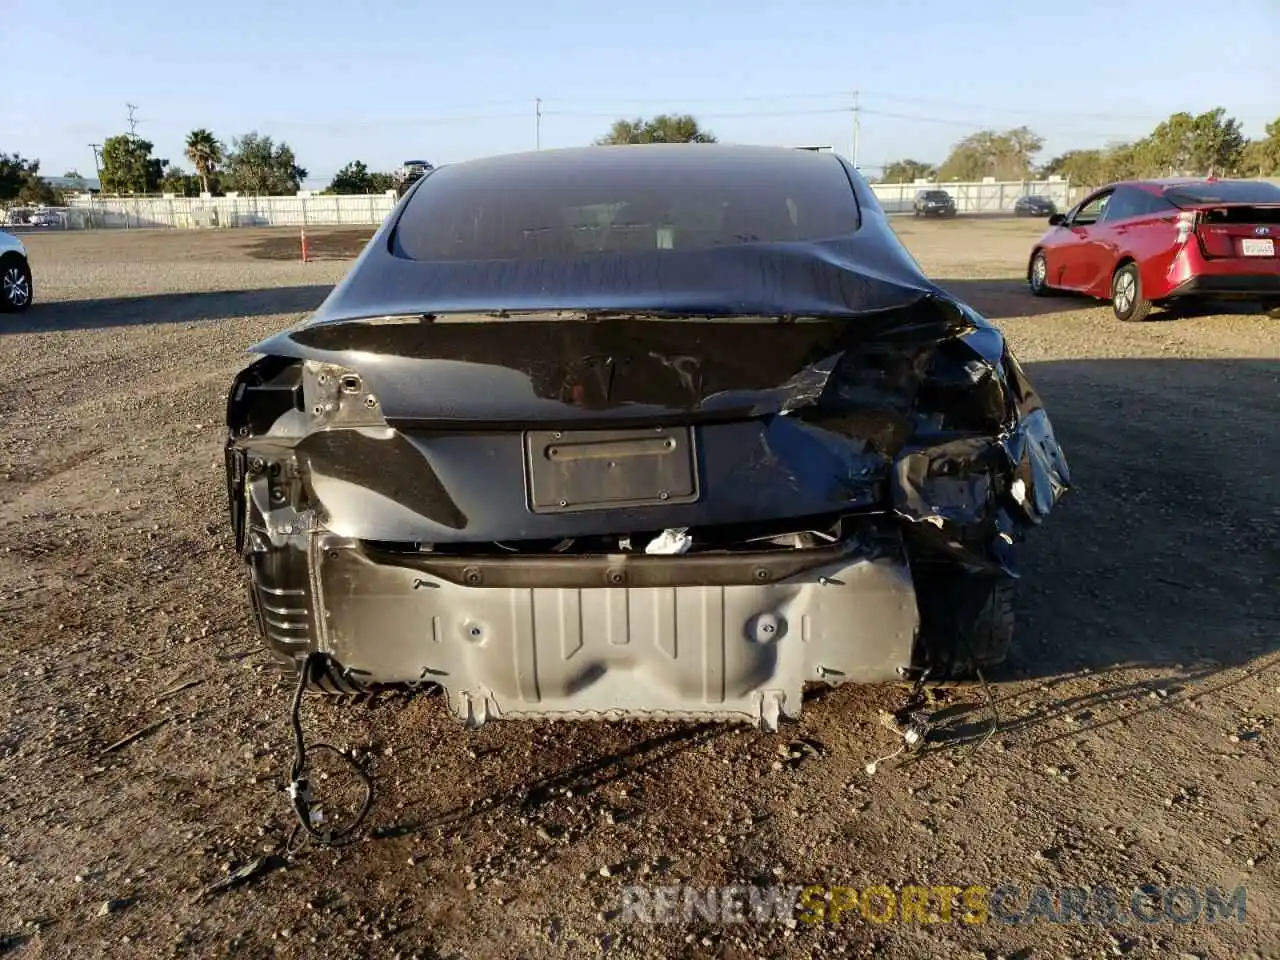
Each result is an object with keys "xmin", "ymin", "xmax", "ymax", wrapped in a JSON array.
[
  {"xmin": 922, "ymin": 191, "xmax": 950, "ymax": 199},
  {"xmin": 1163, "ymin": 180, "xmax": 1280, "ymax": 206},
  {"xmin": 393, "ymin": 145, "xmax": 861, "ymax": 262}
]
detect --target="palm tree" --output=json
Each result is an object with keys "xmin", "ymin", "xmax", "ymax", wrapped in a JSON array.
[{"xmin": 184, "ymin": 129, "xmax": 223, "ymax": 195}]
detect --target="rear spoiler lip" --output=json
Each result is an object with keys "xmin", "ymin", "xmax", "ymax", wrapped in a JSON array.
[{"xmin": 1169, "ymin": 200, "xmax": 1280, "ymax": 211}]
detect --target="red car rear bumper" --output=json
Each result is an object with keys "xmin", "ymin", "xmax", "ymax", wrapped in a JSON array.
[{"xmin": 1159, "ymin": 243, "xmax": 1280, "ymax": 301}]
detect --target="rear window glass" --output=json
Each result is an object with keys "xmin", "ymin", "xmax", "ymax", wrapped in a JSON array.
[
  {"xmin": 1163, "ymin": 180, "xmax": 1280, "ymax": 206},
  {"xmin": 393, "ymin": 145, "xmax": 861, "ymax": 262}
]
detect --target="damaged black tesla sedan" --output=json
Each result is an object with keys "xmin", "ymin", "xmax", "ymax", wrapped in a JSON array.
[{"xmin": 224, "ymin": 144, "xmax": 1069, "ymax": 731}]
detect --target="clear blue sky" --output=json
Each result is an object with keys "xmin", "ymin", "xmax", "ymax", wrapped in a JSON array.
[{"xmin": 4, "ymin": 0, "xmax": 1277, "ymax": 187}]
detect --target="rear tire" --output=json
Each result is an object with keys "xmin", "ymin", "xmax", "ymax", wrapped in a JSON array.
[
  {"xmin": 1111, "ymin": 262, "xmax": 1152, "ymax": 322},
  {"xmin": 913, "ymin": 565, "xmax": 1015, "ymax": 679}
]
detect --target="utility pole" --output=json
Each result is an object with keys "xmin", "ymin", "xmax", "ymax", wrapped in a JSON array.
[
  {"xmin": 851, "ymin": 91, "xmax": 860, "ymax": 170},
  {"xmin": 535, "ymin": 97, "xmax": 542, "ymax": 151},
  {"xmin": 126, "ymin": 103, "xmax": 139, "ymax": 137},
  {"xmin": 88, "ymin": 144, "xmax": 102, "ymax": 180}
]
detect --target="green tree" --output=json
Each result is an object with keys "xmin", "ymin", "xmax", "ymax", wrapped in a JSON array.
[
  {"xmin": 328, "ymin": 160, "xmax": 370, "ymax": 193},
  {"xmin": 1240, "ymin": 118, "xmax": 1280, "ymax": 176},
  {"xmin": 19, "ymin": 178, "xmax": 62, "ymax": 206},
  {"xmin": 184, "ymin": 128, "xmax": 224, "ymax": 195},
  {"xmin": 1141, "ymin": 108, "xmax": 1246, "ymax": 176},
  {"xmin": 937, "ymin": 127, "xmax": 1044, "ymax": 181},
  {"xmin": 327, "ymin": 161, "xmax": 398, "ymax": 194},
  {"xmin": 100, "ymin": 135, "xmax": 167, "ymax": 194},
  {"xmin": 0, "ymin": 155, "xmax": 62, "ymax": 205},
  {"xmin": 594, "ymin": 114, "xmax": 718, "ymax": 145},
  {"xmin": 1095, "ymin": 144, "xmax": 1137, "ymax": 183},
  {"xmin": 223, "ymin": 132, "xmax": 307, "ymax": 195},
  {"xmin": 882, "ymin": 159, "xmax": 936, "ymax": 183},
  {"xmin": 0, "ymin": 153, "xmax": 42, "ymax": 201},
  {"xmin": 1039, "ymin": 149, "xmax": 1105, "ymax": 185},
  {"xmin": 160, "ymin": 165, "xmax": 202, "ymax": 196}
]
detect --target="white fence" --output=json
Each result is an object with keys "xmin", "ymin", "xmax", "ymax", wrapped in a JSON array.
[
  {"xmin": 54, "ymin": 181, "xmax": 1072, "ymax": 230},
  {"xmin": 60, "ymin": 191, "xmax": 400, "ymax": 229},
  {"xmin": 869, "ymin": 179, "xmax": 1077, "ymax": 215},
  {"xmin": 25, "ymin": 175, "xmax": 1280, "ymax": 231}
]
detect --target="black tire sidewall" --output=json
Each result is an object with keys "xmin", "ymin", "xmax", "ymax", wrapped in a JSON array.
[
  {"xmin": 0, "ymin": 255, "xmax": 32, "ymax": 313},
  {"xmin": 1029, "ymin": 251, "xmax": 1049, "ymax": 295},
  {"xmin": 1112, "ymin": 264, "xmax": 1143, "ymax": 321}
]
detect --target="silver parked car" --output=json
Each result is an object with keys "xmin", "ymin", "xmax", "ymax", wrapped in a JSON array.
[{"xmin": 1, "ymin": 230, "xmax": 33, "ymax": 313}]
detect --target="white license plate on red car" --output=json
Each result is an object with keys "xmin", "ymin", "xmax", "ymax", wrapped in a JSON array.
[{"xmin": 1241, "ymin": 238, "xmax": 1275, "ymax": 257}]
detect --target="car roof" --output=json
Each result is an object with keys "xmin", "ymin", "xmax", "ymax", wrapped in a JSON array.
[
  {"xmin": 1086, "ymin": 177, "xmax": 1273, "ymax": 196},
  {"xmin": 409, "ymin": 142, "xmax": 847, "ymax": 188}
]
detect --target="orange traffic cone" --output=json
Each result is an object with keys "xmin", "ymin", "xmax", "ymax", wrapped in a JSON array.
[{"xmin": 300, "ymin": 226, "xmax": 309, "ymax": 263}]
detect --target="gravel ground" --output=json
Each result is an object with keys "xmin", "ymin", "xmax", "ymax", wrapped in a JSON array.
[{"xmin": 1, "ymin": 222, "xmax": 1277, "ymax": 959}]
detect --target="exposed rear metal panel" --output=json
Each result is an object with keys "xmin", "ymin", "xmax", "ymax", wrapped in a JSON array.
[{"xmin": 315, "ymin": 540, "xmax": 919, "ymax": 729}]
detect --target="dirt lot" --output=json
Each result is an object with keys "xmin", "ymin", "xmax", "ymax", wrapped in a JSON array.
[{"xmin": 1, "ymin": 222, "xmax": 1277, "ymax": 959}]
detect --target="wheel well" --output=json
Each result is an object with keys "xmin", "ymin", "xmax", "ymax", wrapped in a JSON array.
[
  {"xmin": 1027, "ymin": 247, "xmax": 1044, "ymax": 280},
  {"xmin": 1112, "ymin": 256, "xmax": 1136, "ymax": 278},
  {"xmin": 0, "ymin": 251, "xmax": 26, "ymax": 267}
]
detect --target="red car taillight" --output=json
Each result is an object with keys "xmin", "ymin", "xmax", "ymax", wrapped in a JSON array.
[{"xmin": 1175, "ymin": 211, "xmax": 1197, "ymax": 244}]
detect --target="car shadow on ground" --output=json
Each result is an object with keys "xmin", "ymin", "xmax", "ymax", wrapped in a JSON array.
[
  {"xmin": 2, "ymin": 285, "xmax": 334, "ymax": 333},
  {"xmin": 357, "ymin": 357, "xmax": 1277, "ymax": 836},
  {"xmin": 939, "ymin": 278, "xmax": 1280, "ymax": 322},
  {"xmin": 917, "ymin": 356, "xmax": 1279, "ymax": 745},
  {"xmin": 934, "ymin": 278, "xmax": 1083, "ymax": 318},
  {"xmin": 368, "ymin": 721, "xmax": 728, "ymax": 839}
]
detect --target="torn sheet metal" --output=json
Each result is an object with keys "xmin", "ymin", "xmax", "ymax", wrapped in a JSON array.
[{"xmin": 228, "ymin": 305, "xmax": 1069, "ymax": 556}]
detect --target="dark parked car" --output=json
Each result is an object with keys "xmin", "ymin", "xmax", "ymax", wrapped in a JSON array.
[
  {"xmin": 1028, "ymin": 178, "xmax": 1280, "ymax": 321},
  {"xmin": 1013, "ymin": 195, "xmax": 1057, "ymax": 218},
  {"xmin": 225, "ymin": 144, "xmax": 1069, "ymax": 730},
  {"xmin": 394, "ymin": 160, "xmax": 434, "ymax": 198},
  {"xmin": 913, "ymin": 189, "xmax": 957, "ymax": 217}
]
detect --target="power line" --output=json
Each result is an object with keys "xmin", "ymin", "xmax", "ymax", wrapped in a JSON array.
[
  {"xmin": 125, "ymin": 95, "xmax": 1268, "ymax": 140},
  {"xmin": 144, "ymin": 112, "xmax": 531, "ymax": 130},
  {"xmin": 541, "ymin": 107, "xmax": 852, "ymax": 120},
  {"xmin": 537, "ymin": 90, "xmax": 1272, "ymax": 124},
  {"xmin": 851, "ymin": 89, "xmax": 1272, "ymax": 123},
  {"xmin": 539, "ymin": 91, "xmax": 855, "ymax": 107}
]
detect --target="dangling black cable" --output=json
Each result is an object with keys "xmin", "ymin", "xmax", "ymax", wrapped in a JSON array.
[{"xmin": 285, "ymin": 653, "xmax": 373, "ymax": 850}]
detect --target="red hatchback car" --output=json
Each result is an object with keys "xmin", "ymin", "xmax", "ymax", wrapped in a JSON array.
[{"xmin": 1027, "ymin": 178, "xmax": 1280, "ymax": 321}]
